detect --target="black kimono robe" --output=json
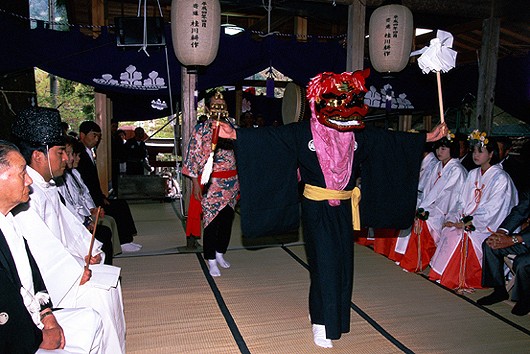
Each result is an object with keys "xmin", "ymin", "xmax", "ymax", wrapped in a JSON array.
[
  {"xmin": 235, "ymin": 120, "xmax": 425, "ymax": 339},
  {"xmin": 0, "ymin": 230, "xmax": 50, "ymax": 353}
]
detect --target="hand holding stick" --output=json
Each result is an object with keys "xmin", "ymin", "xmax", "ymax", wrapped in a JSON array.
[{"xmin": 85, "ymin": 206, "xmax": 102, "ymax": 269}]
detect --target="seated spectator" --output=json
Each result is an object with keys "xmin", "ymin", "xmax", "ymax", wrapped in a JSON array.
[
  {"xmin": 477, "ymin": 187, "xmax": 530, "ymax": 316},
  {"xmin": 497, "ymin": 136, "xmax": 529, "ymax": 196},
  {"xmin": 124, "ymin": 127, "xmax": 151, "ymax": 175},
  {"xmin": 429, "ymin": 131, "xmax": 518, "ymax": 293},
  {"xmin": 253, "ymin": 114, "xmax": 265, "ymax": 128},
  {"xmin": 392, "ymin": 142, "xmax": 438, "ymax": 262},
  {"xmin": 0, "ymin": 140, "xmax": 104, "ymax": 353},
  {"xmin": 455, "ymin": 133, "xmax": 475, "ymax": 171},
  {"xmin": 77, "ymin": 121, "xmax": 142, "ymax": 253},
  {"xmin": 10, "ymin": 107, "xmax": 126, "ymax": 353},
  {"xmin": 239, "ymin": 111, "xmax": 254, "ymax": 128},
  {"xmin": 399, "ymin": 133, "xmax": 468, "ymax": 272},
  {"xmin": 111, "ymin": 120, "xmax": 127, "ymax": 195},
  {"xmin": 57, "ymin": 136, "xmax": 122, "ymax": 262}
]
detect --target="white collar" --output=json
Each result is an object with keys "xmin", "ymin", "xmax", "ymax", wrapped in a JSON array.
[{"xmin": 27, "ymin": 166, "xmax": 53, "ymax": 189}]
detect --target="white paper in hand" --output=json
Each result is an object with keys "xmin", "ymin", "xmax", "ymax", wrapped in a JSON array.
[{"xmin": 88, "ymin": 264, "xmax": 121, "ymax": 290}]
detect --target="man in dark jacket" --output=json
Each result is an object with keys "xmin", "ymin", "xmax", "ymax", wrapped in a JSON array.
[{"xmin": 478, "ymin": 187, "xmax": 530, "ymax": 316}]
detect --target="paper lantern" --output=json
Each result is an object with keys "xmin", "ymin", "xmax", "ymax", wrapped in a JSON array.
[
  {"xmin": 171, "ymin": 0, "xmax": 221, "ymax": 72},
  {"xmin": 368, "ymin": 4, "xmax": 413, "ymax": 73}
]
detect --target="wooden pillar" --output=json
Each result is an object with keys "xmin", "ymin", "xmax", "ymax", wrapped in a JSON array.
[
  {"xmin": 235, "ymin": 83, "xmax": 243, "ymax": 125},
  {"xmin": 180, "ymin": 68, "xmax": 197, "ymax": 213},
  {"xmin": 91, "ymin": 0, "xmax": 106, "ymax": 36},
  {"xmin": 294, "ymin": 16, "xmax": 308, "ymax": 42},
  {"xmin": 346, "ymin": 0, "xmax": 366, "ymax": 72},
  {"xmin": 94, "ymin": 92, "xmax": 111, "ymax": 196},
  {"xmin": 398, "ymin": 114, "xmax": 412, "ymax": 131},
  {"xmin": 423, "ymin": 115, "xmax": 433, "ymax": 132},
  {"xmin": 475, "ymin": 17, "xmax": 500, "ymax": 134}
]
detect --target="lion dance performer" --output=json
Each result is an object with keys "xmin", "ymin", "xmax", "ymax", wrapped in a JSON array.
[{"xmin": 220, "ymin": 69, "xmax": 446, "ymax": 348}]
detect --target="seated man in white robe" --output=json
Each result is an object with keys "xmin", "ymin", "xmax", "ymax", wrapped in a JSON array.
[
  {"xmin": 10, "ymin": 107, "xmax": 126, "ymax": 354},
  {"xmin": 0, "ymin": 140, "xmax": 104, "ymax": 354}
]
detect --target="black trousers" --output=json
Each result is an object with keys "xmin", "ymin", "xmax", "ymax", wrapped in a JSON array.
[
  {"xmin": 103, "ymin": 199, "xmax": 137, "ymax": 244},
  {"xmin": 203, "ymin": 206, "xmax": 234, "ymax": 260},
  {"xmin": 95, "ymin": 224, "xmax": 113, "ymax": 265},
  {"xmin": 481, "ymin": 240, "xmax": 530, "ymax": 302}
]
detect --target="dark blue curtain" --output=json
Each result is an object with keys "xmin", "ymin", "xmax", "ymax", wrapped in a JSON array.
[{"xmin": 1, "ymin": 11, "xmax": 527, "ymax": 123}]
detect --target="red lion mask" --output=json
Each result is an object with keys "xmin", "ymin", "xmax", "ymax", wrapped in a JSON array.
[{"xmin": 306, "ymin": 69, "xmax": 370, "ymax": 131}]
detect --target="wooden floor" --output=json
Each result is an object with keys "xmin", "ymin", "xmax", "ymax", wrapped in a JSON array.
[{"xmin": 114, "ymin": 201, "xmax": 530, "ymax": 353}]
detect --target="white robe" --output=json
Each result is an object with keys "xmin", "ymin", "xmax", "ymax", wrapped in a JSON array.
[
  {"xmin": 417, "ymin": 152, "xmax": 439, "ymax": 205},
  {"xmin": 25, "ymin": 167, "xmax": 103, "ymax": 261},
  {"xmin": 418, "ymin": 158, "xmax": 468, "ymax": 243},
  {"xmin": 430, "ymin": 164, "xmax": 518, "ymax": 275},
  {"xmin": 14, "ymin": 167, "xmax": 126, "ymax": 354},
  {"xmin": 0, "ymin": 213, "xmax": 104, "ymax": 354},
  {"xmin": 395, "ymin": 152, "xmax": 441, "ymax": 254},
  {"xmin": 58, "ymin": 170, "xmax": 122, "ymax": 255}
]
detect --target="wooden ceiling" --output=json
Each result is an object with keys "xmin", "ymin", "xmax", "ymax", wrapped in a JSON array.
[{"xmin": 66, "ymin": 0, "xmax": 530, "ymax": 65}]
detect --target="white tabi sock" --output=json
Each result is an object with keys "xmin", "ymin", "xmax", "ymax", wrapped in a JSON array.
[
  {"xmin": 312, "ymin": 324, "xmax": 333, "ymax": 348},
  {"xmin": 215, "ymin": 252, "xmax": 231, "ymax": 269},
  {"xmin": 208, "ymin": 259, "xmax": 221, "ymax": 277}
]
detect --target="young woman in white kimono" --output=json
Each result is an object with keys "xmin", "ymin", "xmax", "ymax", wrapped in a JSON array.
[
  {"xmin": 391, "ymin": 146, "xmax": 439, "ymax": 263},
  {"xmin": 399, "ymin": 134, "xmax": 468, "ymax": 272},
  {"xmin": 429, "ymin": 131, "xmax": 518, "ymax": 292}
]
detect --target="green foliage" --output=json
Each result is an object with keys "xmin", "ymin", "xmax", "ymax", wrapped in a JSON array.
[{"xmin": 35, "ymin": 68, "xmax": 95, "ymax": 132}]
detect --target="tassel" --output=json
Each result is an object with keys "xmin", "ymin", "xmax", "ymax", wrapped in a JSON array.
[{"xmin": 201, "ymin": 152, "xmax": 214, "ymax": 185}]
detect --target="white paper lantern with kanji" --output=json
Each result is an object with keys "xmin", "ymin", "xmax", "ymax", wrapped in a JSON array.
[
  {"xmin": 171, "ymin": 0, "xmax": 221, "ymax": 71},
  {"xmin": 368, "ymin": 4, "xmax": 413, "ymax": 73}
]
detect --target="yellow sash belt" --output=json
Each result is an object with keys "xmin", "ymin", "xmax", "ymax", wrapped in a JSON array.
[{"xmin": 303, "ymin": 184, "xmax": 361, "ymax": 231}]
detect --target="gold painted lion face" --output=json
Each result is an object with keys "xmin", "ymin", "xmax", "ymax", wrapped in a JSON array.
[{"xmin": 306, "ymin": 69, "xmax": 370, "ymax": 131}]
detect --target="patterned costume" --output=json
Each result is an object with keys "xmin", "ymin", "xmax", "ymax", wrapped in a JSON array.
[{"xmin": 183, "ymin": 120, "xmax": 239, "ymax": 229}]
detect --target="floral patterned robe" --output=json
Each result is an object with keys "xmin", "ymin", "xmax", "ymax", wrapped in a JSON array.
[{"xmin": 182, "ymin": 119, "xmax": 239, "ymax": 228}]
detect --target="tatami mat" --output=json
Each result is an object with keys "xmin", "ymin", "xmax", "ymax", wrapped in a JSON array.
[
  {"xmin": 114, "ymin": 201, "xmax": 530, "ymax": 353},
  {"xmin": 117, "ymin": 254, "xmax": 240, "ymax": 354}
]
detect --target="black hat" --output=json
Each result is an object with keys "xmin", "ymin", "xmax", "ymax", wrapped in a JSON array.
[{"xmin": 11, "ymin": 107, "xmax": 65, "ymax": 146}]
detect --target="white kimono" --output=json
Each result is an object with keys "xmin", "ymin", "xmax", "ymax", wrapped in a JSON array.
[
  {"xmin": 419, "ymin": 158, "xmax": 468, "ymax": 242},
  {"xmin": 1, "ymin": 213, "xmax": 104, "ymax": 354},
  {"xmin": 395, "ymin": 152, "xmax": 441, "ymax": 254},
  {"xmin": 417, "ymin": 152, "xmax": 439, "ymax": 205},
  {"xmin": 430, "ymin": 164, "xmax": 518, "ymax": 276},
  {"xmin": 14, "ymin": 167, "xmax": 126, "ymax": 354},
  {"xmin": 58, "ymin": 169, "xmax": 121, "ymax": 255}
]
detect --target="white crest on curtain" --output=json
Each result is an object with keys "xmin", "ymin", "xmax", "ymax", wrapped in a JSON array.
[
  {"xmin": 93, "ymin": 65, "xmax": 167, "ymax": 90},
  {"xmin": 151, "ymin": 99, "xmax": 167, "ymax": 110},
  {"xmin": 364, "ymin": 84, "xmax": 414, "ymax": 109}
]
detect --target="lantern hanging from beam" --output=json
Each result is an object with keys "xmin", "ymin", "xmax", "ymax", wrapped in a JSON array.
[
  {"xmin": 171, "ymin": 0, "xmax": 221, "ymax": 73},
  {"xmin": 368, "ymin": 4, "xmax": 413, "ymax": 73}
]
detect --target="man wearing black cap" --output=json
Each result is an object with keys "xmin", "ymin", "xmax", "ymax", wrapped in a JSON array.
[{"xmin": 10, "ymin": 107, "xmax": 126, "ymax": 353}]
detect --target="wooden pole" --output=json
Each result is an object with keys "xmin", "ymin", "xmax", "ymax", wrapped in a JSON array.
[
  {"xmin": 436, "ymin": 71, "xmax": 445, "ymax": 124},
  {"xmin": 85, "ymin": 207, "xmax": 102, "ymax": 269}
]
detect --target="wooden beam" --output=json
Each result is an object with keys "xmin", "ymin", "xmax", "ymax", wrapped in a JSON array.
[
  {"xmin": 475, "ymin": 17, "xmax": 500, "ymax": 134},
  {"xmin": 94, "ymin": 92, "xmax": 110, "ymax": 195},
  {"xmin": 346, "ymin": 0, "xmax": 365, "ymax": 72},
  {"xmin": 180, "ymin": 69, "xmax": 197, "ymax": 214},
  {"xmin": 91, "ymin": 0, "xmax": 105, "ymax": 37},
  {"xmin": 499, "ymin": 27, "xmax": 530, "ymax": 44},
  {"xmin": 294, "ymin": 16, "xmax": 308, "ymax": 41}
]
